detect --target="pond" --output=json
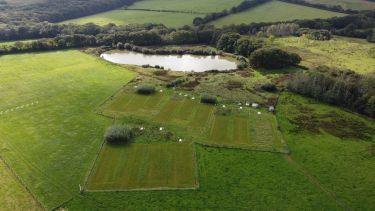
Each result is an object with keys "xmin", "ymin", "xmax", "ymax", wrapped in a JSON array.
[{"xmin": 100, "ymin": 51, "xmax": 238, "ymax": 72}]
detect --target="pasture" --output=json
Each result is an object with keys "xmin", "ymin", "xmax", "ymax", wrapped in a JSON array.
[
  {"xmin": 0, "ymin": 159, "xmax": 42, "ymax": 211},
  {"xmin": 305, "ymin": 0, "xmax": 375, "ymax": 10},
  {"xmin": 129, "ymin": 0, "xmax": 243, "ymax": 13},
  {"xmin": 86, "ymin": 142, "xmax": 197, "ymax": 191},
  {"xmin": 277, "ymin": 93, "xmax": 375, "ymax": 210},
  {"xmin": 0, "ymin": 50, "xmax": 135, "ymax": 209},
  {"xmin": 275, "ymin": 36, "xmax": 375, "ymax": 73},
  {"xmin": 212, "ymin": 0, "xmax": 345, "ymax": 27},
  {"xmin": 63, "ymin": 10, "xmax": 201, "ymax": 28}
]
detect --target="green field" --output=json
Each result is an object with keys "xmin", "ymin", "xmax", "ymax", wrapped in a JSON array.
[
  {"xmin": 0, "ymin": 50, "xmax": 135, "ymax": 209},
  {"xmin": 87, "ymin": 142, "xmax": 197, "ymax": 191},
  {"xmin": 64, "ymin": 145, "xmax": 341, "ymax": 210},
  {"xmin": 129, "ymin": 0, "xmax": 243, "ymax": 13},
  {"xmin": 212, "ymin": 0, "xmax": 345, "ymax": 27},
  {"xmin": 305, "ymin": 0, "xmax": 375, "ymax": 10},
  {"xmin": 63, "ymin": 10, "xmax": 202, "ymax": 28},
  {"xmin": 0, "ymin": 159, "xmax": 42, "ymax": 211},
  {"xmin": 277, "ymin": 93, "xmax": 375, "ymax": 210},
  {"xmin": 100, "ymin": 88, "xmax": 286, "ymax": 152},
  {"xmin": 275, "ymin": 36, "xmax": 375, "ymax": 73}
]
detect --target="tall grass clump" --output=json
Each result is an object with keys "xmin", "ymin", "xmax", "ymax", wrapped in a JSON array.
[
  {"xmin": 200, "ymin": 93, "xmax": 218, "ymax": 104},
  {"xmin": 104, "ymin": 125, "xmax": 133, "ymax": 144},
  {"xmin": 136, "ymin": 84, "xmax": 155, "ymax": 95}
]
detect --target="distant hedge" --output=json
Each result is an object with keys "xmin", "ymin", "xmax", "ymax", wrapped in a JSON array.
[
  {"xmin": 136, "ymin": 85, "xmax": 156, "ymax": 95},
  {"xmin": 104, "ymin": 125, "xmax": 133, "ymax": 144},
  {"xmin": 200, "ymin": 93, "xmax": 218, "ymax": 104}
]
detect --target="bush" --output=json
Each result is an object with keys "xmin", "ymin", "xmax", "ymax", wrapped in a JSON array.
[
  {"xmin": 200, "ymin": 93, "xmax": 218, "ymax": 104},
  {"xmin": 260, "ymin": 83, "xmax": 277, "ymax": 92},
  {"xmin": 104, "ymin": 125, "xmax": 133, "ymax": 144},
  {"xmin": 249, "ymin": 47, "xmax": 301, "ymax": 69},
  {"xmin": 136, "ymin": 85, "xmax": 156, "ymax": 95},
  {"xmin": 166, "ymin": 78, "xmax": 185, "ymax": 88}
]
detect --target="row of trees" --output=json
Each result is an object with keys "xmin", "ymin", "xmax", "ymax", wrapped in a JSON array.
[
  {"xmin": 0, "ymin": 0, "xmax": 136, "ymax": 24},
  {"xmin": 287, "ymin": 66, "xmax": 375, "ymax": 118},
  {"xmin": 193, "ymin": 0, "xmax": 270, "ymax": 26},
  {"xmin": 278, "ymin": 0, "xmax": 359, "ymax": 14},
  {"xmin": 216, "ymin": 32, "xmax": 263, "ymax": 56}
]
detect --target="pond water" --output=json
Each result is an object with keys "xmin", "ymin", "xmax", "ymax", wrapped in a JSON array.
[{"xmin": 100, "ymin": 51, "xmax": 237, "ymax": 72}]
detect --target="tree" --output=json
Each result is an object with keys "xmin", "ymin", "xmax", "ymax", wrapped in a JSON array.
[
  {"xmin": 216, "ymin": 32, "xmax": 241, "ymax": 53},
  {"xmin": 249, "ymin": 47, "xmax": 301, "ymax": 69}
]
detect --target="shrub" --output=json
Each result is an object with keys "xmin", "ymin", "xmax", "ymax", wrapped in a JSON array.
[
  {"xmin": 260, "ymin": 83, "xmax": 277, "ymax": 92},
  {"xmin": 136, "ymin": 85, "xmax": 156, "ymax": 95},
  {"xmin": 104, "ymin": 125, "xmax": 133, "ymax": 144},
  {"xmin": 166, "ymin": 78, "xmax": 185, "ymax": 88},
  {"xmin": 249, "ymin": 47, "xmax": 301, "ymax": 69},
  {"xmin": 200, "ymin": 93, "xmax": 218, "ymax": 104}
]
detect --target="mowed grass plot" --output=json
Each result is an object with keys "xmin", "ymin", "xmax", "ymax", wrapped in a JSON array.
[
  {"xmin": 0, "ymin": 159, "xmax": 43, "ymax": 211},
  {"xmin": 101, "ymin": 90, "xmax": 286, "ymax": 151},
  {"xmin": 275, "ymin": 36, "xmax": 375, "ymax": 73},
  {"xmin": 87, "ymin": 142, "xmax": 197, "ymax": 190},
  {"xmin": 63, "ymin": 10, "xmax": 202, "ymax": 28},
  {"xmin": 204, "ymin": 110, "xmax": 285, "ymax": 151},
  {"xmin": 212, "ymin": 0, "xmax": 345, "ymax": 27},
  {"xmin": 0, "ymin": 50, "xmax": 135, "ymax": 209}
]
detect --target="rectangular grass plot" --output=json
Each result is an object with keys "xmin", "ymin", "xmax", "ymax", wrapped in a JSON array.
[
  {"xmin": 104, "ymin": 92, "xmax": 166, "ymax": 117},
  {"xmin": 86, "ymin": 143, "xmax": 197, "ymax": 191}
]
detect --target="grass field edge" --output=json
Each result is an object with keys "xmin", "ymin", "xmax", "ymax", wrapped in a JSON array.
[{"xmin": 0, "ymin": 155, "xmax": 47, "ymax": 211}]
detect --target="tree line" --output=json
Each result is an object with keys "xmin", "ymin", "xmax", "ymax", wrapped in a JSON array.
[
  {"xmin": 287, "ymin": 66, "xmax": 375, "ymax": 118},
  {"xmin": 278, "ymin": 0, "xmax": 360, "ymax": 14},
  {"xmin": 0, "ymin": 0, "xmax": 136, "ymax": 25},
  {"xmin": 193, "ymin": 0, "xmax": 270, "ymax": 26}
]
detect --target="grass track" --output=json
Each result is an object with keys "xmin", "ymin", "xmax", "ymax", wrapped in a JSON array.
[
  {"xmin": 0, "ymin": 50, "xmax": 136, "ymax": 209},
  {"xmin": 212, "ymin": 0, "xmax": 345, "ymax": 27}
]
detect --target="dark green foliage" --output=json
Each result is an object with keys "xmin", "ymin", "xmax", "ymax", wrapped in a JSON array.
[
  {"xmin": 166, "ymin": 78, "xmax": 186, "ymax": 88},
  {"xmin": 136, "ymin": 85, "xmax": 156, "ymax": 95},
  {"xmin": 217, "ymin": 32, "xmax": 241, "ymax": 53},
  {"xmin": 287, "ymin": 67, "xmax": 375, "ymax": 118},
  {"xmin": 104, "ymin": 125, "xmax": 133, "ymax": 144},
  {"xmin": 249, "ymin": 47, "xmax": 301, "ymax": 69},
  {"xmin": 297, "ymin": 28, "xmax": 332, "ymax": 40},
  {"xmin": 235, "ymin": 37, "xmax": 263, "ymax": 56},
  {"xmin": 260, "ymin": 83, "xmax": 277, "ymax": 92},
  {"xmin": 200, "ymin": 93, "xmax": 218, "ymax": 104}
]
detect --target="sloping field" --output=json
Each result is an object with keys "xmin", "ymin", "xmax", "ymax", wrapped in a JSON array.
[
  {"xmin": 0, "ymin": 50, "xmax": 135, "ymax": 209},
  {"xmin": 63, "ymin": 10, "xmax": 202, "ymax": 28},
  {"xmin": 275, "ymin": 36, "xmax": 375, "ymax": 73},
  {"xmin": 212, "ymin": 0, "xmax": 345, "ymax": 27},
  {"xmin": 129, "ymin": 0, "xmax": 243, "ymax": 13},
  {"xmin": 277, "ymin": 93, "xmax": 375, "ymax": 210},
  {"xmin": 87, "ymin": 142, "xmax": 197, "ymax": 191},
  {"xmin": 0, "ymin": 159, "xmax": 43, "ymax": 211},
  {"xmin": 305, "ymin": 0, "xmax": 375, "ymax": 10}
]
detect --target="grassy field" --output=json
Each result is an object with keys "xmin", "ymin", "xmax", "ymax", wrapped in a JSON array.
[
  {"xmin": 87, "ymin": 142, "xmax": 197, "ymax": 191},
  {"xmin": 305, "ymin": 0, "xmax": 375, "ymax": 10},
  {"xmin": 129, "ymin": 0, "xmax": 243, "ymax": 13},
  {"xmin": 0, "ymin": 50, "xmax": 135, "ymax": 209},
  {"xmin": 63, "ymin": 10, "xmax": 202, "ymax": 28},
  {"xmin": 64, "ymin": 145, "xmax": 340, "ymax": 210},
  {"xmin": 277, "ymin": 92, "xmax": 375, "ymax": 210},
  {"xmin": 100, "ymin": 88, "xmax": 286, "ymax": 152},
  {"xmin": 0, "ymin": 159, "xmax": 42, "ymax": 211},
  {"xmin": 212, "ymin": 0, "xmax": 345, "ymax": 27},
  {"xmin": 275, "ymin": 36, "xmax": 375, "ymax": 73}
]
